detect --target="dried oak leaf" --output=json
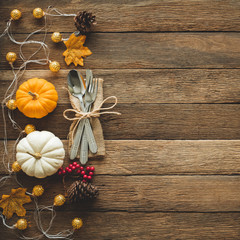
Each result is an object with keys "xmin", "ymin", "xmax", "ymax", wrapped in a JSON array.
[
  {"xmin": 63, "ymin": 33, "xmax": 92, "ymax": 66},
  {"xmin": 0, "ymin": 188, "xmax": 31, "ymax": 219}
]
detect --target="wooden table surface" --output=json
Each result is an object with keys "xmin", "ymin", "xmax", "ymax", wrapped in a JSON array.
[{"xmin": 1, "ymin": 0, "xmax": 240, "ymax": 239}]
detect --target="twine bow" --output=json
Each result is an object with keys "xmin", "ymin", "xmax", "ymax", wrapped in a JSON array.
[{"xmin": 63, "ymin": 96, "xmax": 121, "ymax": 143}]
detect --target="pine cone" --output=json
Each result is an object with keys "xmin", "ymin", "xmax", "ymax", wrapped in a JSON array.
[
  {"xmin": 74, "ymin": 11, "xmax": 96, "ymax": 35},
  {"xmin": 67, "ymin": 180, "xmax": 99, "ymax": 202}
]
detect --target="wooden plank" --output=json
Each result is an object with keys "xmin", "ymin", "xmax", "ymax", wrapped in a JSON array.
[
  {"xmin": 2, "ymin": 69, "xmax": 240, "ymax": 104},
  {"xmin": 1, "ymin": 103, "xmax": 240, "ymax": 140},
  {"xmin": 1, "ymin": 175, "xmax": 240, "ymax": 212},
  {"xmin": 1, "ymin": 0, "xmax": 240, "ymax": 32},
  {"xmin": 1, "ymin": 140, "xmax": 240, "ymax": 175},
  {"xmin": 1, "ymin": 211, "xmax": 240, "ymax": 240},
  {"xmin": 2, "ymin": 33, "xmax": 240, "ymax": 69}
]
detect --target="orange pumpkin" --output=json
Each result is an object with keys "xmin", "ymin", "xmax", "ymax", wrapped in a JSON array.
[{"xmin": 16, "ymin": 78, "xmax": 58, "ymax": 119}]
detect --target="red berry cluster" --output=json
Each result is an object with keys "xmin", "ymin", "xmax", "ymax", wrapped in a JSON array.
[{"xmin": 58, "ymin": 162, "xmax": 95, "ymax": 182}]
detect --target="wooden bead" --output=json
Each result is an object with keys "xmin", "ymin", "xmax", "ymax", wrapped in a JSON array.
[
  {"xmin": 6, "ymin": 99, "xmax": 17, "ymax": 110},
  {"xmin": 51, "ymin": 32, "xmax": 62, "ymax": 43},
  {"xmin": 49, "ymin": 61, "xmax": 60, "ymax": 72},
  {"xmin": 54, "ymin": 194, "xmax": 66, "ymax": 206},
  {"xmin": 15, "ymin": 219, "xmax": 27, "ymax": 230},
  {"xmin": 6, "ymin": 52, "xmax": 17, "ymax": 63},
  {"xmin": 33, "ymin": 8, "xmax": 44, "ymax": 19},
  {"xmin": 24, "ymin": 124, "xmax": 36, "ymax": 134},
  {"xmin": 12, "ymin": 161, "xmax": 21, "ymax": 172},
  {"xmin": 10, "ymin": 9, "xmax": 22, "ymax": 20},
  {"xmin": 72, "ymin": 218, "xmax": 83, "ymax": 230}
]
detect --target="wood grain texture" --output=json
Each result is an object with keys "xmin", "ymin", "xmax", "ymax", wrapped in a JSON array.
[
  {"xmin": 2, "ymin": 140, "xmax": 240, "ymax": 175},
  {"xmin": 2, "ymin": 69, "xmax": 240, "ymax": 104},
  {"xmin": 1, "ymin": 212, "xmax": 240, "ymax": 240},
  {"xmin": 2, "ymin": 174, "xmax": 240, "ymax": 212},
  {"xmin": 1, "ymin": 0, "xmax": 240, "ymax": 32},
  {"xmin": 1, "ymin": 0, "xmax": 240, "ymax": 239},
  {"xmin": 1, "ymin": 103, "xmax": 240, "ymax": 140},
  {"xmin": 2, "ymin": 33, "xmax": 240, "ymax": 69}
]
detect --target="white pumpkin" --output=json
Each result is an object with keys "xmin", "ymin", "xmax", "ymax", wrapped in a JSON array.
[{"xmin": 16, "ymin": 131, "xmax": 65, "ymax": 178}]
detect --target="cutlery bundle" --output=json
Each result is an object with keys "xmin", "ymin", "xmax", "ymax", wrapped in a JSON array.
[{"xmin": 63, "ymin": 69, "xmax": 121, "ymax": 165}]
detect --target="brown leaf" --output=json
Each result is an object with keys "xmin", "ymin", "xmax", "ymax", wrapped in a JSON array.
[
  {"xmin": 0, "ymin": 188, "xmax": 31, "ymax": 219},
  {"xmin": 63, "ymin": 33, "xmax": 92, "ymax": 66}
]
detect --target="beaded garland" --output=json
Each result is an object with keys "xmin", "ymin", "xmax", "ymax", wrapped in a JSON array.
[{"xmin": 0, "ymin": 6, "xmax": 95, "ymax": 238}]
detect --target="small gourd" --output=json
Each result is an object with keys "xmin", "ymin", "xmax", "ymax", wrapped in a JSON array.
[
  {"xmin": 16, "ymin": 78, "xmax": 58, "ymax": 119},
  {"xmin": 16, "ymin": 131, "xmax": 65, "ymax": 178}
]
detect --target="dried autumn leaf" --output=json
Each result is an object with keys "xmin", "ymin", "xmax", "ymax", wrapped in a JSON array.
[
  {"xmin": 63, "ymin": 33, "xmax": 92, "ymax": 66},
  {"xmin": 0, "ymin": 188, "xmax": 31, "ymax": 219}
]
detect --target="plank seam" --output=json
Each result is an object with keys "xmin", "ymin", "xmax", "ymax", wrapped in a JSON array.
[{"xmin": 22, "ymin": 209, "xmax": 240, "ymax": 214}]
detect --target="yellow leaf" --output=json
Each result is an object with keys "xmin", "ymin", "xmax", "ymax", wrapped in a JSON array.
[
  {"xmin": 0, "ymin": 188, "xmax": 31, "ymax": 219},
  {"xmin": 63, "ymin": 33, "xmax": 92, "ymax": 66}
]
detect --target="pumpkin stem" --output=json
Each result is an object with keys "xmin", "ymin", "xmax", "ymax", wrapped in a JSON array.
[
  {"xmin": 27, "ymin": 152, "xmax": 42, "ymax": 159},
  {"xmin": 28, "ymin": 91, "xmax": 39, "ymax": 100}
]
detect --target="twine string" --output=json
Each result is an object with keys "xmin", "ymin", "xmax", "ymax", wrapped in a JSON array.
[
  {"xmin": 0, "ymin": 176, "xmax": 12, "ymax": 188},
  {"xmin": 0, "ymin": 19, "xmax": 11, "ymax": 39},
  {"xmin": 45, "ymin": 7, "xmax": 76, "ymax": 17},
  {"xmin": 19, "ymin": 198, "xmax": 73, "ymax": 240},
  {"xmin": 63, "ymin": 96, "xmax": 121, "ymax": 143},
  {"xmin": 0, "ymin": 214, "xmax": 15, "ymax": 229},
  {"xmin": 25, "ymin": 198, "xmax": 74, "ymax": 240}
]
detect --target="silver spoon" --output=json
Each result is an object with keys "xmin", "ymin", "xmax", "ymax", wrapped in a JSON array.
[{"xmin": 67, "ymin": 70, "xmax": 86, "ymax": 110}]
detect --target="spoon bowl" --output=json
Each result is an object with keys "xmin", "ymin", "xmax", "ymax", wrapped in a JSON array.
[{"xmin": 67, "ymin": 70, "xmax": 85, "ymax": 95}]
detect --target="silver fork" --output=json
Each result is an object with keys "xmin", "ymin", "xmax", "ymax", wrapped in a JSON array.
[{"xmin": 80, "ymin": 78, "xmax": 99, "ymax": 164}]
